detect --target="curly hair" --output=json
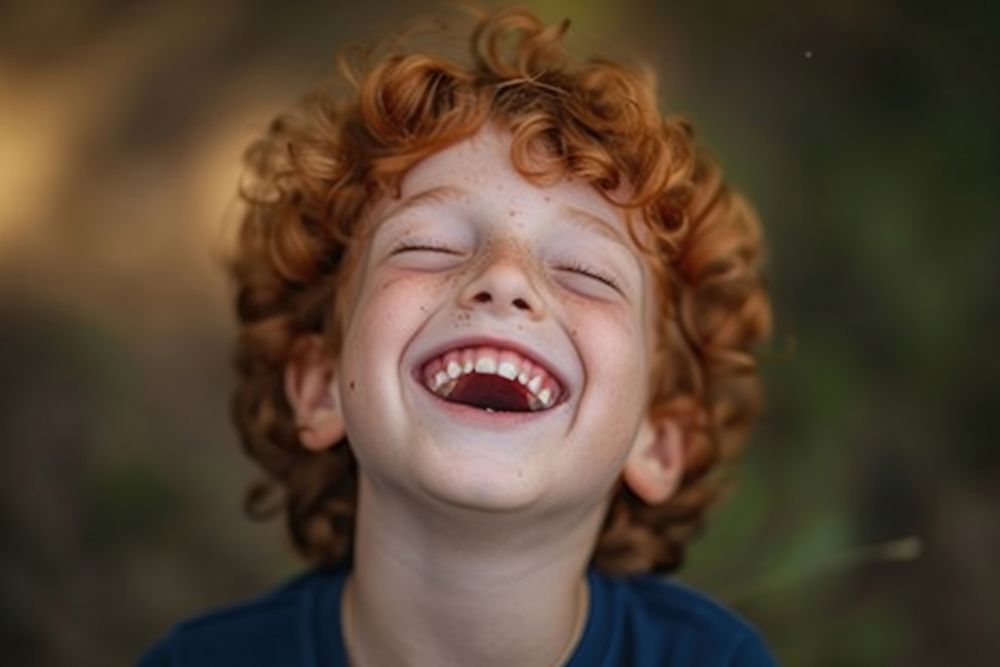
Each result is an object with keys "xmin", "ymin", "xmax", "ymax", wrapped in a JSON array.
[{"xmin": 228, "ymin": 7, "xmax": 772, "ymax": 574}]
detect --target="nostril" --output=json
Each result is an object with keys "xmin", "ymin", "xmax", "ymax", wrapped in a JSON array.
[
  {"xmin": 512, "ymin": 298, "xmax": 530, "ymax": 310},
  {"xmin": 473, "ymin": 292, "xmax": 491, "ymax": 304}
]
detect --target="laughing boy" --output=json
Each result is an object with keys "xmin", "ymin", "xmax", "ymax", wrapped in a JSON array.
[{"xmin": 140, "ymin": 7, "xmax": 776, "ymax": 666}]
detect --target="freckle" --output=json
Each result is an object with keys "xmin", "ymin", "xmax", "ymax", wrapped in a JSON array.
[{"xmin": 509, "ymin": 209, "xmax": 516, "ymax": 217}]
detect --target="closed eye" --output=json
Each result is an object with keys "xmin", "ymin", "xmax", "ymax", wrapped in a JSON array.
[
  {"xmin": 557, "ymin": 260, "xmax": 621, "ymax": 291},
  {"xmin": 390, "ymin": 241, "xmax": 461, "ymax": 255}
]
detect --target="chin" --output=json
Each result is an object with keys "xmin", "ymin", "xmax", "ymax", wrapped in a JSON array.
[{"xmin": 408, "ymin": 441, "xmax": 550, "ymax": 514}]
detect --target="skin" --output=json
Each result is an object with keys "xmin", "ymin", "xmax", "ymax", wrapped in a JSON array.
[{"xmin": 286, "ymin": 124, "xmax": 686, "ymax": 666}]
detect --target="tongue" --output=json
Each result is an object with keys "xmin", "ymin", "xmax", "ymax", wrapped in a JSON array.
[{"xmin": 447, "ymin": 374, "xmax": 534, "ymax": 412}]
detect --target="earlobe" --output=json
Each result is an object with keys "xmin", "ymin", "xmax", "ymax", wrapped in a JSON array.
[
  {"xmin": 622, "ymin": 417, "xmax": 685, "ymax": 504},
  {"xmin": 284, "ymin": 335, "xmax": 346, "ymax": 452}
]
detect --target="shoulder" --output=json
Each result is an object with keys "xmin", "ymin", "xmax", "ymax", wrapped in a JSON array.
[
  {"xmin": 621, "ymin": 574, "xmax": 768, "ymax": 644},
  {"xmin": 576, "ymin": 570, "xmax": 777, "ymax": 667},
  {"xmin": 136, "ymin": 569, "xmax": 343, "ymax": 667}
]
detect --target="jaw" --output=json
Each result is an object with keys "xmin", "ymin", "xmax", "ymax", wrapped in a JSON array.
[{"xmin": 342, "ymin": 351, "xmax": 635, "ymax": 524}]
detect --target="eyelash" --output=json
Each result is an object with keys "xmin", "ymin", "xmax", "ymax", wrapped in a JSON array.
[
  {"xmin": 391, "ymin": 242, "xmax": 620, "ymax": 291},
  {"xmin": 557, "ymin": 260, "xmax": 620, "ymax": 290},
  {"xmin": 390, "ymin": 241, "xmax": 460, "ymax": 255}
]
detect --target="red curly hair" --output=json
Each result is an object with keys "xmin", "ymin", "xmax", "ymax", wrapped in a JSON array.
[{"xmin": 229, "ymin": 7, "xmax": 772, "ymax": 574}]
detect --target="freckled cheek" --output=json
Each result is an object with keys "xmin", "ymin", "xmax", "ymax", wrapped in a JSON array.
[
  {"xmin": 349, "ymin": 272, "xmax": 449, "ymax": 341},
  {"xmin": 569, "ymin": 312, "xmax": 646, "ymax": 396},
  {"xmin": 341, "ymin": 283, "xmax": 423, "ymax": 402}
]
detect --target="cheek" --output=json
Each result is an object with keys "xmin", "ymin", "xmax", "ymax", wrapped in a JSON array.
[
  {"xmin": 570, "ymin": 306, "xmax": 646, "ymax": 374},
  {"xmin": 345, "ymin": 270, "xmax": 449, "ymax": 356},
  {"xmin": 339, "ymin": 275, "xmax": 433, "ymax": 438},
  {"xmin": 572, "ymin": 311, "xmax": 651, "ymax": 424}
]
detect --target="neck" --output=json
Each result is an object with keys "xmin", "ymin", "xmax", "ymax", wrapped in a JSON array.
[{"xmin": 342, "ymin": 475, "xmax": 608, "ymax": 667}]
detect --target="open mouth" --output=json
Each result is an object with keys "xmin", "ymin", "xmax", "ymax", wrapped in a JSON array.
[{"xmin": 416, "ymin": 344, "xmax": 566, "ymax": 414}]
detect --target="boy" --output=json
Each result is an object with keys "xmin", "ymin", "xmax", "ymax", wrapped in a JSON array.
[{"xmin": 140, "ymin": 7, "xmax": 775, "ymax": 666}]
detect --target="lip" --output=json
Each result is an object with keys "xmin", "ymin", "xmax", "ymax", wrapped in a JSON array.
[{"xmin": 411, "ymin": 334, "xmax": 573, "ymax": 404}]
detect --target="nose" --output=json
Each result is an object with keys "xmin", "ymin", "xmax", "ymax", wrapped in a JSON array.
[{"xmin": 457, "ymin": 253, "xmax": 547, "ymax": 320}]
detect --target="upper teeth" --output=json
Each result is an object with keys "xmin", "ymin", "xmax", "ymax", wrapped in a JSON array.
[
  {"xmin": 497, "ymin": 361, "xmax": 518, "ymax": 380},
  {"xmin": 421, "ymin": 345, "xmax": 562, "ymax": 410}
]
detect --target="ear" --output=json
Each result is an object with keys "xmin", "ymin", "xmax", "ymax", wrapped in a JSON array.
[
  {"xmin": 284, "ymin": 334, "xmax": 345, "ymax": 452},
  {"xmin": 621, "ymin": 416, "xmax": 685, "ymax": 504}
]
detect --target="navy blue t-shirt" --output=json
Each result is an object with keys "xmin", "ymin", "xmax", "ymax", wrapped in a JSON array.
[{"xmin": 138, "ymin": 568, "xmax": 776, "ymax": 666}]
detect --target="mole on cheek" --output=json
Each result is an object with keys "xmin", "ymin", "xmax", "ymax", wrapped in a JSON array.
[{"xmin": 349, "ymin": 380, "xmax": 356, "ymax": 391}]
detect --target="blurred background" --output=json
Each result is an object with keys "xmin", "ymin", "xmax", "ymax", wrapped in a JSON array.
[{"xmin": 1, "ymin": 0, "xmax": 997, "ymax": 664}]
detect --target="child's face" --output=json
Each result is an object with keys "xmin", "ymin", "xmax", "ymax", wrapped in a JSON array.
[{"xmin": 333, "ymin": 124, "xmax": 664, "ymax": 516}]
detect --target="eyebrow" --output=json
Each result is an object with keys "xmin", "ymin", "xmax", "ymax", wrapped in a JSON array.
[
  {"xmin": 376, "ymin": 185, "xmax": 470, "ymax": 226},
  {"xmin": 558, "ymin": 205, "xmax": 644, "ymax": 290},
  {"xmin": 558, "ymin": 205, "xmax": 632, "ymax": 252}
]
